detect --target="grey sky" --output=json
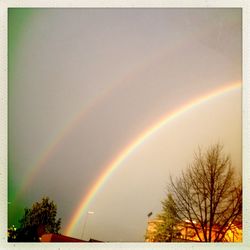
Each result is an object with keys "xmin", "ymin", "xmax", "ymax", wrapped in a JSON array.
[{"xmin": 8, "ymin": 8, "xmax": 241, "ymax": 241}]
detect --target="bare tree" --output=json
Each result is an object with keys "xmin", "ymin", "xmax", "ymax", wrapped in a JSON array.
[{"xmin": 169, "ymin": 144, "xmax": 242, "ymax": 242}]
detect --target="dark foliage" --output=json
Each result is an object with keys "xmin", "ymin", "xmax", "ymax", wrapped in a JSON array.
[{"xmin": 9, "ymin": 197, "xmax": 61, "ymax": 242}]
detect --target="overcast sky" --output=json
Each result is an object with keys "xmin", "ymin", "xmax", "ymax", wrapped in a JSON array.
[{"xmin": 8, "ymin": 8, "xmax": 241, "ymax": 242}]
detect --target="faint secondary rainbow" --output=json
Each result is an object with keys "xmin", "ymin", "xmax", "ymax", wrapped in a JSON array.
[
  {"xmin": 12, "ymin": 25, "xmax": 234, "ymax": 203},
  {"xmin": 13, "ymin": 40, "xmax": 190, "ymax": 203},
  {"xmin": 65, "ymin": 81, "xmax": 241, "ymax": 236},
  {"xmin": 13, "ymin": 48, "xmax": 168, "ymax": 202}
]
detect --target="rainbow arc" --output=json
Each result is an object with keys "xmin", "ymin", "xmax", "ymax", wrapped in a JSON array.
[{"xmin": 65, "ymin": 82, "xmax": 241, "ymax": 236}]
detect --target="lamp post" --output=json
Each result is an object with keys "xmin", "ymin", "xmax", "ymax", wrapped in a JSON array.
[{"xmin": 81, "ymin": 211, "xmax": 94, "ymax": 240}]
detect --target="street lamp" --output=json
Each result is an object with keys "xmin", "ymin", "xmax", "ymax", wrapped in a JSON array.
[{"xmin": 81, "ymin": 211, "xmax": 94, "ymax": 240}]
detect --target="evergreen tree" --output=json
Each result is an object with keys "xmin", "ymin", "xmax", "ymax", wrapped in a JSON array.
[{"xmin": 153, "ymin": 194, "xmax": 180, "ymax": 242}]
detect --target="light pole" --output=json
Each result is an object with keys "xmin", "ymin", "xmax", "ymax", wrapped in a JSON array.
[{"xmin": 81, "ymin": 211, "xmax": 94, "ymax": 240}]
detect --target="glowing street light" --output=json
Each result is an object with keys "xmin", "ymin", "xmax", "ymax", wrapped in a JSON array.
[
  {"xmin": 81, "ymin": 211, "xmax": 94, "ymax": 240},
  {"xmin": 185, "ymin": 219, "xmax": 196, "ymax": 224}
]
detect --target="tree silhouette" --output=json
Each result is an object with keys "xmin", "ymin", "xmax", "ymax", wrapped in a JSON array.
[
  {"xmin": 169, "ymin": 144, "xmax": 242, "ymax": 242},
  {"xmin": 11, "ymin": 197, "xmax": 61, "ymax": 242}
]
